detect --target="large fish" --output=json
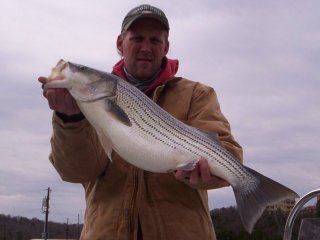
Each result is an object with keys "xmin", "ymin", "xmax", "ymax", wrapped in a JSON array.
[{"xmin": 45, "ymin": 59, "xmax": 299, "ymax": 233}]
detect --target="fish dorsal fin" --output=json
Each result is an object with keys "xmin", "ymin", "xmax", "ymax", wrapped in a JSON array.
[
  {"xmin": 197, "ymin": 128, "xmax": 226, "ymax": 149},
  {"xmin": 105, "ymin": 99, "xmax": 132, "ymax": 127}
]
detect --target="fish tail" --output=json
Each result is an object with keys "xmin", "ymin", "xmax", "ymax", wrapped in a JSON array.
[{"xmin": 232, "ymin": 166, "xmax": 299, "ymax": 233}]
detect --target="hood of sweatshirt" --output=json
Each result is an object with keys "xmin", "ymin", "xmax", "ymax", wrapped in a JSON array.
[{"xmin": 112, "ymin": 57, "xmax": 179, "ymax": 95}]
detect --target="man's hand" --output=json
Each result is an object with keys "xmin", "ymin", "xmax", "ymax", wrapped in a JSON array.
[
  {"xmin": 38, "ymin": 76, "xmax": 81, "ymax": 115},
  {"xmin": 175, "ymin": 159, "xmax": 229, "ymax": 189}
]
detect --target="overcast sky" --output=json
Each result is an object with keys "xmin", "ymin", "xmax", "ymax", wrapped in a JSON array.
[{"xmin": 0, "ymin": 0, "xmax": 319, "ymax": 224}]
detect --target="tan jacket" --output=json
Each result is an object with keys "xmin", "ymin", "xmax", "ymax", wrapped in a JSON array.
[{"xmin": 49, "ymin": 77, "xmax": 243, "ymax": 240}]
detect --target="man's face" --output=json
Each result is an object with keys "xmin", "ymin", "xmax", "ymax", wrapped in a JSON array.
[{"xmin": 117, "ymin": 18, "xmax": 169, "ymax": 81}]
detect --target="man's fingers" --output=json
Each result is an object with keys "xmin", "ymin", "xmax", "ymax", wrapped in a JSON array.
[
  {"xmin": 39, "ymin": 76, "xmax": 81, "ymax": 115},
  {"xmin": 46, "ymin": 89, "xmax": 56, "ymax": 110},
  {"xmin": 189, "ymin": 164, "xmax": 200, "ymax": 185},
  {"xmin": 175, "ymin": 159, "xmax": 231, "ymax": 189},
  {"xmin": 55, "ymin": 89, "xmax": 67, "ymax": 110},
  {"xmin": 47, "ymin": 88, "xmax": 65, "ymax": 112},
  {"xmin": 199, "ymin": 159, "xmax": 212, "ymax": 183},
  {"xmin": 39, "ymin": 77, "xmax": 48, "ymax": 98},
  {"xmin": 64, "ymin": 90, "xmax": 81, "ymax": 115},
  {"xmin": 38, "ymin": 76, "xmax": 47, "ymax": 84}
]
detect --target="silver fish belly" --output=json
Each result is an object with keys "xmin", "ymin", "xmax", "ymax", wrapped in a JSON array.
[{"xmin": 45, "ymin": 60, "xmax": 299, "ymax": 233}]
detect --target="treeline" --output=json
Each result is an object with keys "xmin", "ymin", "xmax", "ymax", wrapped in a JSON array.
[
  {"xmin": 210, "ymin": 203, "xmax": 320, "ymax": 240},
  {"xmin": 0, "ymin": 214, "xmax": 81, "ymax": 240},
  {"xmin": 0, "ymin": 201, "xmax": 319, "ymax": 240}
]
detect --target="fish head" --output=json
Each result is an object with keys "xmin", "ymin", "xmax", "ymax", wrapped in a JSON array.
[{"xmin": 45, "ymin": 59, "xmax": 118, "ymax": 102}]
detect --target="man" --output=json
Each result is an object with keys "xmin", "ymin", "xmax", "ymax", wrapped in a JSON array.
[{"xmin": 39, "ymin": 4, "xmax": 242, "ymax": 240}]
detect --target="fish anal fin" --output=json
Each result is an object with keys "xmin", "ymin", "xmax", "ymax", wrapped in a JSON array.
[
  {"xmin": 105, "ymin": 99, "xmax": 132, "ymax": 127},
  {"xmin": 176, "ymin": 160, "xmax": 199, "ymax": 171}
]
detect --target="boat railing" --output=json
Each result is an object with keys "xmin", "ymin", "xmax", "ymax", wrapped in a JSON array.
[{"xmin": 283, "ymin": 189, "xmax": 320, "ymax": 240}]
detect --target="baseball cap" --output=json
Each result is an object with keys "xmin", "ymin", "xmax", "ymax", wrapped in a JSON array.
[{"xmin": 121, "ymin": 4, "xmax": 169, "ymax": 33}]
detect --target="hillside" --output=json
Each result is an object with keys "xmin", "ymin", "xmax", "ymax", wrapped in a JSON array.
[
  {"xmin": 210, "ymin": 204, "xmax": 319, "ymax": 240},
  {"xmin": 0, "ymin": 214, "xmax": 81, "ymax": 240},
  {"xmin": 0, "ymin": 201, "xmax": 319, "ymax": 240}
]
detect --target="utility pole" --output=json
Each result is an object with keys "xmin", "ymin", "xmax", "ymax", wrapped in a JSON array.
[
  {"xmin": 77, "ymin": 214, "xmax": 80, "ymax": 239},
  {"xmin": 65, "ymin": 217, "xmax": 69, "ymax": 239},
  {"xmin": 42, "ymin": 187, "xmax": 51, "ymax": 240}
]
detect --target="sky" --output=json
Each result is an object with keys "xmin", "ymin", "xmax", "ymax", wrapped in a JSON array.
[{"xmin": 0, "ymin": 0, "xmax": 319, "ymax": 225}]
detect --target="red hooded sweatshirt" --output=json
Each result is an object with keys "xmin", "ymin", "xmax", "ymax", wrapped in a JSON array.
[{"xmin": 112, "ymin": 57, "xmax": 179, "ymax": 96}]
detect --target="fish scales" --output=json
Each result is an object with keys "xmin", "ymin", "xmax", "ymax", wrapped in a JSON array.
[
  {"xmin": 116, "ymin": 79, "xmax": 243, "ymax": 180},
  {"xmin": 118, "ymin": 81, "xmax": 210, "ymax": 152},
  {"xmin": 45, "ymin": 60, "xmax": 299, "ymax": 233}
]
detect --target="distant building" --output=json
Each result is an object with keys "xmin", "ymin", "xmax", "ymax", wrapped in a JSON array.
[
  {"xmin": 266, "ymin": 198, "xmax": 296, "ymax": 213},
  {"xmin": 300, "ymin": 205, "xmax": 317, "ymax": 215}
]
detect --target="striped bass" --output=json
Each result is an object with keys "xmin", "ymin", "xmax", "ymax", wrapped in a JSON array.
[{"xmin": 45, "ymin": 59, "xmax": 299, "ymax": 233}]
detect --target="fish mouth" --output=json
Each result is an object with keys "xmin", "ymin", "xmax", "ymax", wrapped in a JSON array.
[
  {"xmin": 55, "ymin": 59, "xmax": 68, "ymax": 72},
  {"xmin": 47, "ymin": 59, "xmax": 68, "ymax": 81},
  {"xmin": 57, "ymin": 59, "xmax": 66, "ymax": 66},
  {"xmin": 44, "ymin": 59, "xmax": 71, "ymax": 90}
]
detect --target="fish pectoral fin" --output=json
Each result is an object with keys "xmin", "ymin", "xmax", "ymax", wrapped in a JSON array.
[
  {"xmin": 176, "ymin": 160, "xmax": 199, "ymax": 171},
  {"xmin": 105, "ymin": 99, "xmax": 132, "ymax": 126},
  {"xmin": 96, "ymin": 132, "xmax": 114, "ymax": 162}
]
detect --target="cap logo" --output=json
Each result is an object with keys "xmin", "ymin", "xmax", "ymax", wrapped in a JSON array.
[
  {"xmin": 142, "ymin": 10, "xmax": 153, "ymax": 14},
  {"xmin": 132, "ymin": 5, "xmax": 164, "ymax": 16}
]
